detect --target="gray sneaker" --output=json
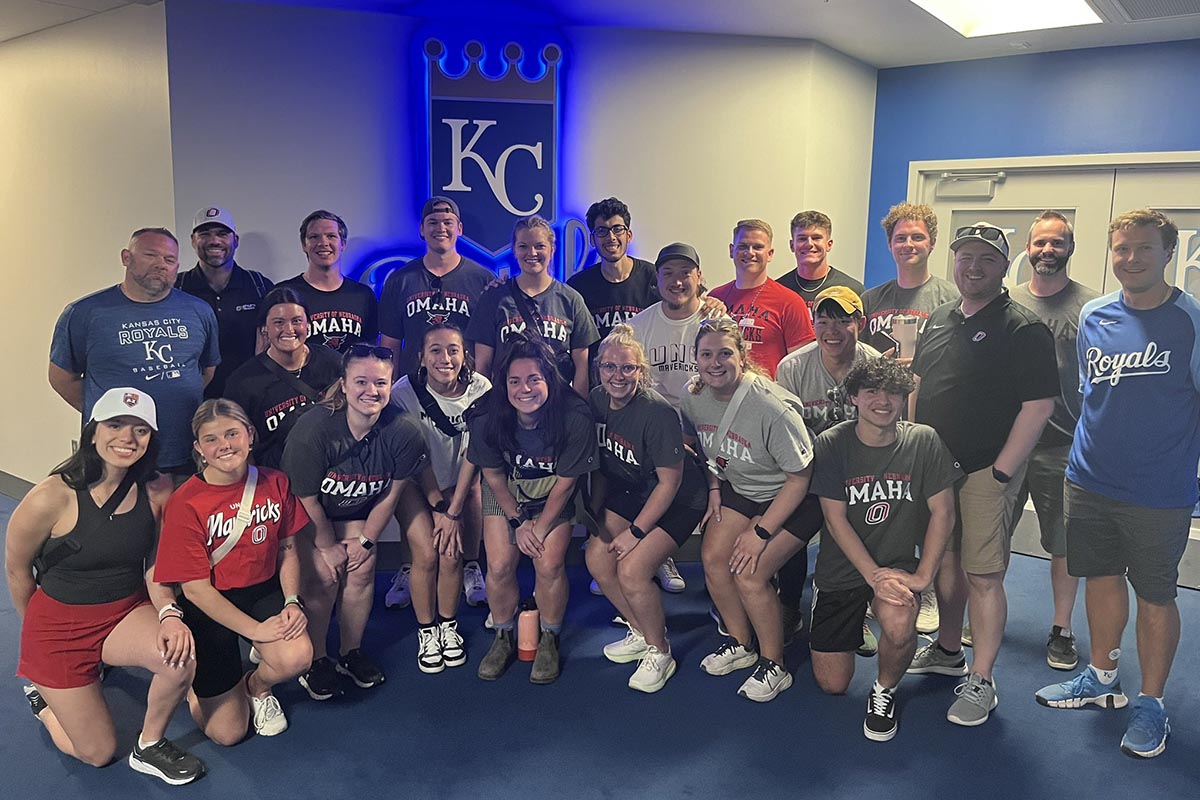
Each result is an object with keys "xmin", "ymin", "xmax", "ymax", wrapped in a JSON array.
[
  {"xmin": 477, "ymin": 629, "xmax": 516, "ymax": 681},
  {"xmin": 530, "ymin": 630, "xmax": 561, "ymax": 684},
  {"xmin": 1046, "ymin": 626, "xmax": 1079, "ymax": 671},
  {"xmin": 947, "ymin": 673, "xmax": 998, "ymax": 726},
  {"xmin": 907, "ymin": 638, "xmax": 968, "ymax": 676}
]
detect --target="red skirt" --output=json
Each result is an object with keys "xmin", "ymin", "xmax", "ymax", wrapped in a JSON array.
[{"xmin": 18, "ymin": 589, "xmax": 149, "ymax": 689}]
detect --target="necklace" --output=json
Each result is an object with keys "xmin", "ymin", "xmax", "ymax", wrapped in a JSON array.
[{"xmin": 796, "ymin": 271, "xmax": 830, "ymax": 294}]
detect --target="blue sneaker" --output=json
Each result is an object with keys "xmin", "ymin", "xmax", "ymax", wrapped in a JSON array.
[
  {"xmin": 1121, "ymin": 695, "xmax": 1170, "ymax": 759},
  {"xmin": 1035, "ymin": 666, "xmax": 1128, "ymax": 710}
]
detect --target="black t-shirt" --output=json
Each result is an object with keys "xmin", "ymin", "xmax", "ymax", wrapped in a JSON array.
[
  {"xmin": 911, "ymin": 290, "xmax": 1058, "ymax": 473},
  {"xmin": 378, "ymin": 256, "xmax": 494, "ymax": 376},
  {"xmin": 281, "ymin": 403, "xmax": 427, "ymax": 520},
  {"xmin": 776, "ymin": 266, "xmax": 866, "ymax": 313},
  {"xmin": 566, "ymin": 259, "xmax": 659, "ymax": 343},
  {"xmin": 225, "ymin": 345, "xmax": 343, "ymax": 469},
  {"xmin": 810, "ymin": 421, "xmax": 963, "ymax": 591},
  {"xmin": 276, "ymin": 274, "xmax": 379, "ymax": 353},
  {"xmin": 589, "ymin": 386, "xmax": 706, "ymax": 509},
  {"xmin": 175, "ymin": 263, "xmax": 274, "ymax": 398},
  {"xmin": 466, "ymin": 392, "xmax": 597, "ymax": 481}
]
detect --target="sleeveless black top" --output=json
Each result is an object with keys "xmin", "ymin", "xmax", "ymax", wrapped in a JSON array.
[{"xmin": 38, "ymin": 482, "xmax": 155, "ymax": 605}]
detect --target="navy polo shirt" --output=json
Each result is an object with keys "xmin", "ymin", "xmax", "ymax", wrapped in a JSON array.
[
  {"xmin": 911, "ymin": 289, "xmax": 1058, "ymax": 473},
  {"xmin": 175, "ymin": 262, "xmax": 273, "ymax": 398}
]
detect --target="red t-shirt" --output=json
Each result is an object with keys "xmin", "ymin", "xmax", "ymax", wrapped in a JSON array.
[
  {"xmin": 155, "ymin": 467, "xmax": 310, "ymax": 591},
  {"xmin": 710, "ymin": 278, "xmax": 815, "ymax": 378}
]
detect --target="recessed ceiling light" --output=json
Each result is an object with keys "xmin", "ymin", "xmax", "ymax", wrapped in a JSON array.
[{"xmin": 910, "ymin": 0, "xmax": 1103, "ymax": 37}]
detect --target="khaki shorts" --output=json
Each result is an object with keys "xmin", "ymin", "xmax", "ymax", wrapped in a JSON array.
[{"xmin": 946, "ymin": 464, "xmax": 1027, "ymax": 574}]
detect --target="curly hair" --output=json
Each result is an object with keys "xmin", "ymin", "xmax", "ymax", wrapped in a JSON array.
[
  {"xmin": 844, "ymin": 357, "xmax": 915, "ymax": 398},
  {"xmin": 881, "ymin": 202, "xmax": 938, "ymax": 245}
]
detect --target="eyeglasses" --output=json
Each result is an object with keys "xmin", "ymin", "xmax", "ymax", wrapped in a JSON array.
[
  {"xmin": 430, "ymin": 275, "xmax": 443, "ymax": 302},
  {"xmin": 598, "ymin": 362, "xmax": 640, "ymax": 376},
  {"xmin": 954, "ymin": 225, "xmax": 1005, "ymax": 242},
  {"xmin": 592, "ymin": 224, "xmax": 630, "ymax": 240},
  {"xmin": 348, "ymin": 344, "xmax": 394, "ymax": 361}
]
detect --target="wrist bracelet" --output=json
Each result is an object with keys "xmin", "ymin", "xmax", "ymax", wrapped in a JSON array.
[
  {"xmin": 158, "ymin": 603, "xmax": 183, "ymax": 622},
  {"xmin": 159, "ymin": 613, "xmax": 183, "ymax": 624},
  {"xmin": 445, "ymin": 509, "xmax": 463, "ymax": 521},
  {"xmin": 708, "ymin": 487, "xmax": 721, "ymax": 493}
]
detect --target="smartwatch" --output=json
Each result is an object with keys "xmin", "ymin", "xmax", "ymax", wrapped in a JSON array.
[
  {"xmin": 432, "ymin": 498, "xmax": 450, "ymax": 514},
  {"xmin": 358, "ymin": 534, "xmax": 375, "ymax": 551},
  {"xmin": 754, "ymin": 524, "xmax": 771, "ymax": 541},
  {"xmin": 992, "ymin": 466, "xmax": 1012, "ymax": 484},
  {"xmin": 629, "ymin": 524, "xmax": 647, "ymax": 540},
  {"xmin": 284, "ymin": 594, "xmax": 306, "ymax": 611}
]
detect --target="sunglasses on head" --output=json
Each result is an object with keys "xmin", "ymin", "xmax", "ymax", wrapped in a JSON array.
[
  {"xmin": 348, "ymin": 344, "xmax": 394, "ymax": 361},
  {"xmin": 954, "ymin": 225, "xmax": 1005, "ymax": 242}
]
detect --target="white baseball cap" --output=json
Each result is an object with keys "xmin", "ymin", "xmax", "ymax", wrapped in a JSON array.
[
  {"xmin": 90, "ymin": 388, "xmax": 158, "ymax": 430},
  {"xmin": 191, "ymin": 206, "xmax": 237, "ymax": 234}
]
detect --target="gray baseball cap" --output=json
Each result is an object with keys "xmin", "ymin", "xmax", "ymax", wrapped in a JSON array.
[{"xmin": 655, "ymin": 242, "xmax": 701, "ymax": 269}]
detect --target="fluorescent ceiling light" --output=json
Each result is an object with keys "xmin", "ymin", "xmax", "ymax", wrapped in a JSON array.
[{"xmin": 910, "ymin": 0, "xmax": 1103, "ymax": 38}]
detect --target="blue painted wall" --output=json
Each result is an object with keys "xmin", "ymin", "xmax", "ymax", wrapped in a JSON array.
[{"xmin": 865, "ymin": 39, "xmax": 1200, "ymax": 287}]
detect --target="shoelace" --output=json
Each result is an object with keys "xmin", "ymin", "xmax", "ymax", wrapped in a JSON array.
[
  {"xmin": 143, "ymin": 738, "xmax": 189, "ymax": 765},
  {"xmin": 750, "ymin": 660, "xmax": 777, "ymax": 682},
  {"xmin": 660, "ymin": 559, "xmax": 682, "ymax": 580},
  {"xmin": 1126, "ymin": 705, "xmax": 1164, "ymax": 742},
  {"xmin": 868, "ymin": 688, "xmax": 893, "ymax": 716},
  {"xmin": 419, "ymin": 628, "xmax": 440, "ymax": 655},
  {"xmin": 712, "ymin": 639, "xmax": 741, "ymax": 658},
  {"xmin": 464, "ymin": 563, "xmax": 484, "ymax": 584},
  {"xmin": 256, "ymin": 695, "xmax": 283, "ymax": 723},
  {"xmin": 954, "ymin": 676, "xmax": 989, "ymax": 704}
]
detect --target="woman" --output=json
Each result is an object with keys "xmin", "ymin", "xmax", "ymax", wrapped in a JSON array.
[
  {"xmin": 390, "ymin": 323, "xmax": 491, "ymax": 673},
  {"xmin": 467, "ymin": 334, "xmax": 598, "ymax": 684},
  {"xmin": 467, "ymin": 215, "xmax": 599, "ymax": 396},
  {"xmin": 225, "ymin": 286, "xmax": 342, "ymax": 469},
  {"xmin": 281, "ymin": 343, "xmax": 428, "ymax": 699},
  {"xmin": 154, "ymin": 398, "xmax": 313, "ymax": 744},
  {"xmin": 681, "ymin": 318, "xmax": 822, "ymax": 703},
  {"xmin": 6, "ymin": 388, "xmax": 204, "ymax": 784},
  {"xmin": 586, "ymin": 325, "xmax": 708, "ymax": 693}
]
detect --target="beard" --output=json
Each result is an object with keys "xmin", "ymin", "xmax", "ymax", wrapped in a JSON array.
[{"xmin": 1031, "ymin": 255, "xmax": 1068, "ymax": 276}]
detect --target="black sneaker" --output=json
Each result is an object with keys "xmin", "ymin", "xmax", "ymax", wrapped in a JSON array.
[
  {"xmin": 337, "ymin": 648, "xmax": 386, "ymax": 689},
  {"xmin": 23, "ymin": 685, "xmax": 47, "ymax": 718},
  {"xmin": 864, "ymin": 684, "xmax": 899, "ymax": 742},
  {"xmin": 1046, "ymin": 626, "xmax": 1079, "ymax": 671},
  {"xmin": 299, "ymin": 656, "xmax": 343, "ymax": 700},
  {"xmin": 781, "ymin": 606, "xmax": 804, "ymax": 647},
  {"xmin": 128, "ymin": 735, "xmax": 207, "ymax": 785}
]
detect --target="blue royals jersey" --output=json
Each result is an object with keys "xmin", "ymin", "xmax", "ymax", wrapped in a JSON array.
[{"xmin": 1066, "ymin": 287, "xmax": 1200, "ymax": 508}]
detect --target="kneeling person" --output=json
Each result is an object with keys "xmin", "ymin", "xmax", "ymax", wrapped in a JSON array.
[{"xmin": 809, "ymin": 359, "xmax": 961, "ymax": 741}]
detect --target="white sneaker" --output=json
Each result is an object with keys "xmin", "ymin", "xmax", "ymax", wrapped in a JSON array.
[
  {"xmin": 590, "ymin": 578, "xmax": 603, "ymax": 596},
  {"xmin": 385, "ymin": 563, "xmax": 413, "ymax": 609},
  {"xmin": 628, "ymin": 646, "xmax": 676, "ymax": 693},
  {"xmin": 737, "ymin": 659, "xmax": 793, "ymax": 702},
  {"xmin": 700, "ymin": 638, "xmax": 758, "ymax": 676},
  {"xmin": 250, "ymin": 693, "xmax": 288, "ymax": 736},
  {"xmin": 248, "ymin": 645, "xmax": 262, "ymax": 665},
  {"xmin": 916, "ymin": 589, "xmax": 939, "ymax": 634},
  {"xmin": 484, "ymin": 612, "xmax": 495, "ymax": 630},
  {"xmin": 462, "ymin": 561, "xmax": 487, "ymax": 607},
  {"xmin": 655, "ymin": 558, "xmax": 686, "ymax": 593},
  {"xmin": 417, "ymin": 625, "xmax": 444, "ymax": 674},
  {"xmin": 604, "ymin": 626, "xmax": 649, "ymax": 664},
  {"xmin": 440, "ymin": 619, "xmax": 467, "ymax": 667}
]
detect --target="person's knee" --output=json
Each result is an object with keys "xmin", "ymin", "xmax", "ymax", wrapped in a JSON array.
[
  {"xmin": 152, "ymin": 658, "xmax": 197, "ymax": 688},
  {"xmin": 813, "ymin": 665, "xmax": 851, "ymax": 695},
  {"xmin": 205, "ymin": 720, "xmax": 247, "ymax": 748},
  {"xmin": 533, "ymin": 559, "xmax": 565, "ymax": 582},
  {"xmin": 487, "ymin": 554, "xmax": 518, "ymax": 583},
  {"xmin": 965, "ymin": 570, "xmax": 1005, "ymax": 593},
  {"xmin": 266, "ymin": 639, "xmax": 313, "ymax": 680},
  {"xmin": 75, "ymin": 736, "xmax": 117, "ymax": 767},
  {"xmin": 732, "ymin": 566, "xmax": 770, "ymax": 594}
]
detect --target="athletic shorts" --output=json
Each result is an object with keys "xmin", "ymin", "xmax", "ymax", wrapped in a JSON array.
[
  {"xmin": 808, "ymin": 583, "xmax": 874, "ymax": 653},
  {"xmin": 18, "ymin": 589, "xmax": 149, "ymax": 689},
  {"xmin": 179, "ymin": 576, "xmax": 284, "ymax": 698},
  {"xmin": 482, "ymin": 475, "xmax": 574, "ymax": 542},
  {"xmin": 1064, "ymin": 480, "xmax": 1191, "ymax": 604},
  {"xmin": 603, "ymin": 485, "xmax": 706, "ymax": 547},
  {"xmin": 1013, "ymin": 443, "xmax": 1070, "ymax": 556},
  {"xmin": 718, "ymin": 481, "xmax": 824, "ymax": 543},
  {"xmin": 947, "ymin": 464, "xmax": 1027, "ymax": 574}
]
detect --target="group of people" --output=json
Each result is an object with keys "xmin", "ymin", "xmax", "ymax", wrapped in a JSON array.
[{"xmin": 7, "ymin": 195, "xmax": 1195, "ymax": 786}]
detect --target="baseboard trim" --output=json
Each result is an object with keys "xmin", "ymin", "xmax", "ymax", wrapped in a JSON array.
[{"xmin": 0, "ymin": 470, "xmax": 34, "ymax": 501}]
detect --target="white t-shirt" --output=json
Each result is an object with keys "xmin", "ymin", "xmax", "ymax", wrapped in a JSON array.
[
  {"xmin": 392, "ymin": 372, "xmax": 492, "ymax": 489},
  {"xmin": 628, "ymin": 303, "xmax": 728, "ymax": 411}
]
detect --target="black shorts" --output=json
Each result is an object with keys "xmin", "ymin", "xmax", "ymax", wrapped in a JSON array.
[
  {"xmin": 718, "ymin": 481, "xmax": 824, "ymax": 542},
  {"xmin": 179, "ymin": 576, "xmax": 284, "ymax": 698},
  {"xmin": 809, "ymin": 583, "xmax": 874, "ymax": 653},
  {"xmin": 604, "ymin": 485, "xmax": 706, "ymax": 547}
]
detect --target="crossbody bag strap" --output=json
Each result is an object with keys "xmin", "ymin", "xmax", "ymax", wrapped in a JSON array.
[
  {"xmin": 509, "ymin": 281, "xmax": 547, "ymax": 343},
  {"xmin": 706, "ymin": 375, "xmax": 755, "ymax": 476},
  {"xmin": 410, "ymin": 373, "xmax": 463, "ymax": 439},
  {"xmin": 209, "ymin": 466, "xmax": 258, "ymax": 568},
  {"xmin": 258, "ymin": 352, "xmax": 322, "ymax": 403}
]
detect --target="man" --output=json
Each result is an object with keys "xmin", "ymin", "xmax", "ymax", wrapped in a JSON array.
[
  {"xmin": 174, "ymin": 206, "xmax": 273, "ymax": 398},
  {"xmin": 566, "ymin": 197, "xmax": 658, "ymax": 346},
  {"xmin": 277, "ymin": 210, "xmax": 378, "ymax": 352},
  {"xmin": 379, "ymin": 196, "xmax": 493, "ymax": 377},
  {"xmin": 777, "ymin": 210, "xmax": 866, "ymax": 311},
  {"xmin": 905, "ymin": 222, "xmax": 1056, "ymax": 727},
  {"xmin": 809, "ymin": 358, "xmax": 960, "ymax": 742},
  {"xmin": 1036, "ymin": 209, "xmax": 1200, "ymax": 759},
  {"xmin": 709, "ymin": 219, "xmax": 814, "ymax": 378},
  {"xmin": 776, "ymin": 286, "xmax": 881, "ymax": 653},
  {"xmin": 1009, "ymin": 211, "xmax": 1099, "ymax": 672},
  {"xmin": 862, "ymin": 203, "xmax": 959, "ymax": 357},
  {"xmin": 49, "ymin": 228, "xmax": 220, "ymax": 477}
]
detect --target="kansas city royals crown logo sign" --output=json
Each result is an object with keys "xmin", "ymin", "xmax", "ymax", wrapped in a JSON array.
[{"xmin": 426, "ymin": 39, "xmax": 561, "ymax": 256}]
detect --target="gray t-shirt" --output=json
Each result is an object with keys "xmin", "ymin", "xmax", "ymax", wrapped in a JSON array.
[
  {"xmin": 810, "ymin": 420, "xmax": 963, "ymax": 591},
  {"xmin": 680, "ymin": 376, "xmax": 814, "ymax": 502},
  {"xmin": 861, "ymin": 276, "xmax": 959, "ymax": 354},
  {"xmin": 1010, "ymin": 279, "xmax": 1100, "ymax": 445},
  {"xmin": 775, "ymin": 340, "xmax": 881, "ymax": 435}
]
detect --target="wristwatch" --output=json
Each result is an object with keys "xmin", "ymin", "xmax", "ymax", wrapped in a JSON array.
[
  {"xmin": 629, "ymin": 524, "xmax": 647, "ymax": 540},
  {"xmin": 507, "ymin": 516, "xmax": 522, "ymax": 530},
  {"xmin": 358, "ymin": 534, "xmax": 375, "ymax": 550},
  {"xmin": 284, "ymin": 594, "xmax": 306, "ymax": 611},
  {"xmin": 432, "ymin": 498, "xmax": 450, "ymax": 514},
  {"xmin": 754, "ymin": 524, "xmax": 772, "ymax": 540},
  {"xmin": 992, "ymin": 466, "xmax": 1012, "ymax": 484}
]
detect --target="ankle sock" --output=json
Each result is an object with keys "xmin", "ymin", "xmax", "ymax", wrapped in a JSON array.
[
  {"xmin": 1091, "ymin": 664, "xmax": 1118, "ymax": 684},
  {"xmin": 937, "ymin": 642, "xmax": 961, "ymax": 657},
  {"xmin": 540, "ymin": 621, "xmax": 562, "ymax": 635},
  {"xmin": 1137, "ymin": 693, "xmax": 1164, "ymax": 708},
  {"xmin": 138, "ymin": 734, "xmax": 162, "ymax": 750}
]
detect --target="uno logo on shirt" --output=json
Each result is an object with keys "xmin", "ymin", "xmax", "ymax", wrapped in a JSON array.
[{"xmin": 252, "ymin": 525, "xmax": 268, "ymax": 544}]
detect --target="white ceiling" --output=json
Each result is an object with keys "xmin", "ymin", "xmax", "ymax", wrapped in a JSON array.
[{"xmin": 3, "ymin": 0, "xmax": 1199, "ymax": 68}]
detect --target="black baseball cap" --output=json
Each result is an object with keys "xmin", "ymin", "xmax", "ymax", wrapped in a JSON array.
[
  {"xmin": 655, "ymin": 242, "xmax": 701, "ymax": 269},
  {"xmin": 421, "ymin": 196, "xmax": 460, "ymax": 220}
]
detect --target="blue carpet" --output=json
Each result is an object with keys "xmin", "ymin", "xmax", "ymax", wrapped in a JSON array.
[{"xmin": 1, "ymin": 494, "xmax": 1198, "ymax": 798}]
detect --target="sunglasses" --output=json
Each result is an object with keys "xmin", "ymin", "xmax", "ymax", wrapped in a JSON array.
[
  {"xmin": 431, "ymin": 275, "xmax": 443, "ymax": 301},
  {"xmin": 954, "ymin": 225, "xmax": 1005, "ymax": 242},
  {"xmin": 348, "ymin": 344, "xmax": 394, "ymax": 361}
]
